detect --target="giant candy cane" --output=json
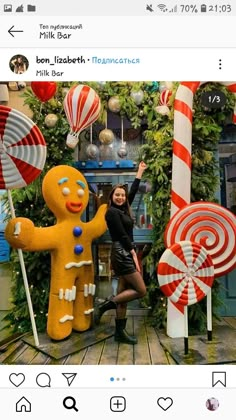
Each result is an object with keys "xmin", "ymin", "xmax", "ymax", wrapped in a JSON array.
[{"xmin": 167, "ymin": 81, "xmax": 236, "ymax": 338}]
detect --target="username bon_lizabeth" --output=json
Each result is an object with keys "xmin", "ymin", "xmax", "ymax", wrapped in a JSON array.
[{"xmin": 36, "ymin": 56, "xmax": 86, "ymax": 64}]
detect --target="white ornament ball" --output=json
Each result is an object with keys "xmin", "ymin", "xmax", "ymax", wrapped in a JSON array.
[
  {"xmin": 97, "ymin": 81, "xmax": 107, "ymax": 89},
  {"xmin": 99, "ymin": 128, "xmax": 115, "ymax": 144},
  {"xmin": 117, "ymin": 143, "xmax": 128, "ymax": 158},
  {"xmin": 130, "ymin": 90, "xmax": 144, "ymax": 105},
  {"xmin": 62, "ymin": 87, "xmax": 70, "ymax": 96},
  {"xmin": 165, "ymin": 81, "xmax": 173, "ymax": 90},
  {"xmin": 86, "ymin": 144, "xmax": 99, "ymax": 159},
  {"xmin": 108, "ymin": 96, "xmax": 121, "ymax": 113},
  {"xmin": 44, "ymin": 113, "xmax": 58, "ymax": 128},
  {"xmin": 159, "ymin": 82, "xmax": 167, "ymax": 92}
]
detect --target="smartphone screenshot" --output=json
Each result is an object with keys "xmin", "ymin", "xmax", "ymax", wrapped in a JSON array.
[{"xmin": 0, "ymin": 0, "xmax": 236, "ymax": 418}]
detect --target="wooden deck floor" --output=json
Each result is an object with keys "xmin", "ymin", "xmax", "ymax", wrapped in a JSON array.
[
  {"xmin": 1, "ymin": 316, "xmax": 236, "ymax": 365},
  {"xmin": 0, "ymin": 315, "xmax": 176, "ymax": 365}
]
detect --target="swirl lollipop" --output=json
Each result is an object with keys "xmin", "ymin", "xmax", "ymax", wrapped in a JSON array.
[
  {"xmin": 0, "ymin": 105, "xmax": 46, "ymax": 189},
  {"xmin": 0, "ymin": 105, "xmax": 46, "ymax": 348},
  {"xmin": 158, "ymin": 241, "xmax": 214, "ymax": 306},
  {"xmin": 164, "ymin": 201, "xmax": 236, "ymax": 277}
]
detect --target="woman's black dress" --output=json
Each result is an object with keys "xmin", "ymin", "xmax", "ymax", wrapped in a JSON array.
[{"xmin": 105, "ymin": 178, "xmax": 140, "ymax": 276}]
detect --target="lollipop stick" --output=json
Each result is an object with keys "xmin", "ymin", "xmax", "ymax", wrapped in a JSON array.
[
  {"xmin": 7, "ymin": 190, "xmax": 39, "ymax": 347},
  {"xmin": 207, "ymin": 290, "xmax": 212, "ymax": 341},
  {"xmin": 184, "ymin": 306, "xmax": 188, "ymax": 354}
]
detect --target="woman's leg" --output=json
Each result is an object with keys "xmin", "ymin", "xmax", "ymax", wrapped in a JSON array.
[
  {"xmin": 115, "ymin": 276, "xmax": 127, "ymax": 319},
  {"xmin": 113, "ymin": 271, "xmax": 146, "ymax": 305},
  {"xmin": 112, "ymin": 273, "xmax": 143, "ymax": 345}
]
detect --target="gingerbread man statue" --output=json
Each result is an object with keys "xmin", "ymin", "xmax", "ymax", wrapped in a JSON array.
[{"xmin": 5, "ymin": 165, "xmax": 107, "ymax": 340}]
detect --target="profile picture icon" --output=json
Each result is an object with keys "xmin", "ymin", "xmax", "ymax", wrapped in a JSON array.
[
  {"xmin": 9, "ymin": 54, "xmax": 29, "ymax": 74},
  {"xmin": 206, "ymin": 397, "xmax": 219, "ymax": 411}
]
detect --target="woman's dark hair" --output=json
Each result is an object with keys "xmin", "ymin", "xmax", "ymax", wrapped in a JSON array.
[{"xmin": 106, "ymin": 184, "xmax": 132, "ymax": 217}]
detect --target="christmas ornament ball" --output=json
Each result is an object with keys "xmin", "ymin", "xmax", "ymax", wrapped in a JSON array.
[
  {"xmin": 99, "ymin": 128, "xmax": 114, "ymax": 144},
  {"xmin": 130, "ymin": 90, "xmax": 144, "ymax": 105},
  {"xmin": 108, "ymin": 96, "xmax": 121, "ymax": 113},
  {"xmin": 117, "ymin": 143, "xmax": 128, "ymax": 158},
  {"xmin": 44, "ymin": 113, "xmax": 58, "ymax": 128},
  {"xmin": 86, "ymin": 143, "xmax": 99, "ymax": 159}
]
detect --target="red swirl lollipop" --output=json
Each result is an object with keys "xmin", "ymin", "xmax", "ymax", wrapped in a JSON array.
[
  {"xmin": 0, "ymin": 105, "xmax": 46, "ymax": 189},
  {"xmin": 157, "ymin": 241, "xmax": 214, "ymax": 306},
  {"xmin": 164, "ymin": 201, "xmax": 236, "ymax": 277}
]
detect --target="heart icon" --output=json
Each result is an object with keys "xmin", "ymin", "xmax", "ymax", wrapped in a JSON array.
[
  {"xmin": 157, "ymin": 397, "xmax": 173, "ymax": 411},
  {"xmin": 9, "ymin": 373, "xmax": 25, "ymax": 387}
]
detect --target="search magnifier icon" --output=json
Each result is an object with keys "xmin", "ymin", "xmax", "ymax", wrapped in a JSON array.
[{"xmin": 63, "ymin": 396, "xmax": 78, "ymax": 412}]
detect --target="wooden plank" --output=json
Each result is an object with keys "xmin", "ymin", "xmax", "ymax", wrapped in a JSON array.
[
  {"xmin": 0, "ymin": 340, "xmax": 25, "ymax": 363},
  {"xmin": 0, "ymin": 342, "xmax": 29, "ymax": 364},
  {"xmin": 97, "ymin": 315, "xmax": 119, "ymax": 365},
  {"xmin": 145, "ymin": 323, "xmax": 169, "ymax": 365},
  {"xmin": 66, "ymin": 348, "xmax": 88, "ymax": 365},
  {"xmin": 116, "ymin": 317, "xmax": 135, "ymax": 365},
  {"xmin": 82, "ymin": 341, "xmax": 105, "ymax": 365},
  {"xmin": 133, "ymin": 316, "xmax": 151, "ymax": 365},
  {"xmin": 222, "ymin": 317, "xmax": 236, "ymax": 328},
  {"xmin": 28, "ymin": 351, "xmax": 50, "ymax": 365},
  {"xmin": 46, "ymin": 356, "xmax": 68, "ymax": 365},
  {"xmin": 99, "ymin": 335, "xmax": 119, "ymax": 365},
  {"xmin": 9, "ymin": 345, "xmax": 40, "ymax": 365}
]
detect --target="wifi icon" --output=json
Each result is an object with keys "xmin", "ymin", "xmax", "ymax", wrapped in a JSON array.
[{"xmin": 157, "ymin": 4, "xmax": 168, "ymax": 11}]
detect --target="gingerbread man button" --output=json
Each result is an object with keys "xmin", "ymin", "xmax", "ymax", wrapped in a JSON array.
[{"xmin": 5, "ymin": 165, "xmax": 107, "ymax": 340}]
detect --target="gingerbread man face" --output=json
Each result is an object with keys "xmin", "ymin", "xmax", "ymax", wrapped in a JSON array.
[{"xmin": 42, "ymin": 165, "xmax": 89, "ymax": 220}]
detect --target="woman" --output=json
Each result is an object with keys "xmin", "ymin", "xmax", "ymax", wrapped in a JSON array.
[
  {"xmin": 11, "ymin": 56, "xmax": 26, "ymax": 74},
  {"xmin": 94, "ymin": 161, "xmax": 147, "ymax": 344}
]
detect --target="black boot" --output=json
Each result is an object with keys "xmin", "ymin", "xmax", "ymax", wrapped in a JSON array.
[
  {"xmin": 94, "ymin": 299, "xmax": 116, "ymax": 325},
  {"xmin": 114, "ymin": 318, "xmax": 138, "ymax": 345}
]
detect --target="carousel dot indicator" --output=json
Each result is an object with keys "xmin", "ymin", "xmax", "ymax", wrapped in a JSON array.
[{"xmin": 110, "ymin": 377, "xmax": 115, "ymax": 382}]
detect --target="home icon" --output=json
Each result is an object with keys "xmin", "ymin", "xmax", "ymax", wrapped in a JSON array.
[{"xmin": 16, "ymin": 397, "xmax": 31, "ymax": 412}]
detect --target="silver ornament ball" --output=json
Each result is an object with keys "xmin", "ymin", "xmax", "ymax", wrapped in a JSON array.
[
  {"xmin": 86, "ymin": 144, "xmax": 99, "ymax": 159},
  {"xmin": 130, "ymin": 90, "xmax": 144, "ymax": 105},
  {"xmin": 117, "ymin": 143, "xmax": 128, "ymax": 158}
]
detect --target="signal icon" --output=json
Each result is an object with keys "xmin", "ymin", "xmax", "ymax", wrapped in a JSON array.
[
  {"xmin": 157, "ymin": 4, "xmax": 168, "ymax": 12},
  {"xmin": 169, "ymin": 5, "xmax": 177, "ymax": 12}
]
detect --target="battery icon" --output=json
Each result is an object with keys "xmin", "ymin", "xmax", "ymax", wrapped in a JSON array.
[{"xmin": 201, "ymin": 4, "xmax": 207, "ymax": 12}]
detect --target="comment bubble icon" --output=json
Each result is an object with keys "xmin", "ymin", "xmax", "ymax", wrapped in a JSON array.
[{"xmin": 36, "ymin": 372, "xmax": 51, "ymax": 387}]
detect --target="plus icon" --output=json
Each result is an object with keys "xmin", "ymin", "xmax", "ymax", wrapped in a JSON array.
[{"xmin": 110, "ymin": 396, "xmax": 126, "ymax": 412}]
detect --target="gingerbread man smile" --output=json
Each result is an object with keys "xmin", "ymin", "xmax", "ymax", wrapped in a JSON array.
[{"xmin": 66, "ymin": 201, "xmax": 83, "ymax": 213}]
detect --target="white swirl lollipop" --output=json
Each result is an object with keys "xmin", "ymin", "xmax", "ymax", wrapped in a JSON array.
[
  {"xmin": 164, "ymin": 201, "xmax": 236, "ymax": 277},
  {"xmin": 158, "ymin": 240, "xmax": 214, "ymax": 305},
  {"xmin": 0, "ymin": 105, "xmax": 46, "ymax": 189}
]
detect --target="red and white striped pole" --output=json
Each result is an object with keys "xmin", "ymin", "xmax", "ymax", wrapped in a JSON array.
[{"xmin": 167, "ymin": 81, "xmax": 236, "ymax": 338}]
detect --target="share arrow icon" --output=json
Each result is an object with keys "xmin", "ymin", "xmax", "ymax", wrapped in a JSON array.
[{"xmin": 62, "ymin": 373, "xmax": 77, "ymax": 386}]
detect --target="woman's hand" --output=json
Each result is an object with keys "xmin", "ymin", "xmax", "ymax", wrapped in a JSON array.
[
  {"xmin": 136, "ymin": 161, "xmax": 147, "ymax": 179},
  {"xmin": 139, "ymin": 161, "xmax": 147, "ymax": 171},
  {"xmin": 130, "ymin": 249, "xmax": 141, "ymax": 272}
]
